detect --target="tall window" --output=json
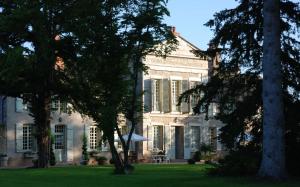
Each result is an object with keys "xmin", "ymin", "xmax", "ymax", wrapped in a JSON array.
[
  {"xmin": 90, "ymin": 126, "xmax": 98, "ymax": 150},
  {"xmin": 153, "ymin": 126, "xmax": 163, "ymax": 150},
  {"xmin": 15, "ymin": 98, "xmax": 30, "ymax": 112},
  {"xmin": 51, "ymin": 100, "xmax": 60, "ymax": 111},
  {"xmin": 23, "ymin": 124, "xmax": 33, "ymax": 151},
  {"xmin": 117, "ymin": 126, "xmax": 128, "ymax": 149},
  {"xmin": 60, "ymin": 102, "xmax": 68, "ymax": 113},
  {"xmin": 152, "ymin": 79, "xmax": 161, "ymax": 111},
  {"xmin": 171, "ymin": 80, "xmax": 180, "ymax": 112},
  {"xmin": 54, "ymin": 125, "xmax": 65, "ymax": 149},
  {"xmin": 51, "ymin": 100, "xmax": 69, "ymax": 113},
  {"xmin": 190, "ymin": 126, "xmax": 200, "ymax": 150},
  {"xmin": 190, "ymin": 82, "xmax": 199, "ymax": 110},
  {"xmin": 209, "ymin": 127, "xmax": 217, "ymax": 151}
]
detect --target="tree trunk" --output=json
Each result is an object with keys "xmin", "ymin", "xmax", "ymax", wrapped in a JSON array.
[
  {"xmin": 258, "ymin": 0, "xmax": 287, "ymax": 180},
  {"xmin": 107, "ymin": 133, "xmax": 125, "ymax": 174},
  {"xmin": 33, "ymin": 94, "xmax": 51, "ymax": 168}
]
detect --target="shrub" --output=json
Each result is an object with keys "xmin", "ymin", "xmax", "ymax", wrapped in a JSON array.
[
  {"xmin": 96, "ymin": 156, "xmax": 108, "ymax": 165},
  {"xmin": 209, "ymin": 145, "xmax": 261, "ymax": 176},
  {"xmin": 82, "ymin": 134, "xmax": 89, "ymax": 164},
  {"xmin": 193, "ymin": 151, "xmax": 201, "ymax": 162},
  {"xmin": 109, "ymin": 158, "xmax": 115, "ymax": 164},
  {"xmin": 187, "ymin": 159, "xmax": 195, "ymax": 164}
]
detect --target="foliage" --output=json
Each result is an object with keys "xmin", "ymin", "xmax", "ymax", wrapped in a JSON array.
[
  {"xmin": 179, "ymin": 0, "xmax": 300, "ymax": 176},
  {"xmin": 96, "ymin": 156, "xmax": 108, "ymax": 165},
  {"xmin": 49, "ymin": 135, "xmax": 56, "ymax": 166},
  {"xmin": 193, "ymin": 151, "xmax": 201, "ymax": 162},
  {"xmin": 210, "ymin": 145, "xmax": 261, "ymax": 176},
  {"xmin": 82, "ymin": 134, "xmax": 89, "ymax": 163},
  {"xmin": 62, "ymin": 0, "xmax": 176, "ymax": 173},
  {"xmin": 187, "ymin": 159, "xmax": 196, "ymax": 165},
  {"xmin": 0, "ymin": 0, "xmax": 79, "ymax": 167}
]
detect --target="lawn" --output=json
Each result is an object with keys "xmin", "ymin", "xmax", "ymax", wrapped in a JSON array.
[{"xmin": 0, "ymin": 164, "xmax": 299, "ymax": 187}]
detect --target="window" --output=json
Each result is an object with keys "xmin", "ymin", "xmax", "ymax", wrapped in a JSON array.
[
  {"xmin": 51, "ymin": 100, "xmax": 59, "ymax": 111},
  {"xmin": 51, "ymin": 100, "xmax": 69, "ymax": 113},
  {"xmin": 89, "ymin": 126, "xmax": 98, "ymax": 150},
  {"xmin": 153, "ymin": 125, "xmax": 163, "ymax": 150},
  {"xmin": 209, "ymin": 127, "xmax": 217, "ymax": 151},
  {"xmin": 189, "ymin": 81, "xmax": 199, "ymax": 111},
  {"xmin": 23, "ymin": 124, "xmax": 33, "ymax": 151},
  {"xmin": 208, "ymin": 103, "xmax": 218, "ymax": 117},
  {"xmin": 152, "ymin": 79, "xmax": 161, "ymax": 111},
  {"xmin": 60, "ymin": 101, "xmax": 68, "ymax": 113},
  {"xmin": 171, "ymin": 80, "xmax": 180, "ymax": 112},
  {"xmin": 15, "ymin": 98, "xmax": 29, "ymax": 112},
  {"xmin": 54, "ymin": 125, "xmax": 65, "ymax": 149},
  {"xmin": 191, "ymin": 126, "xmax": 200, "ymax": 150},
  {"xmin": 117, "ymin": 126, "xmax": 128, "ymax": 149}
]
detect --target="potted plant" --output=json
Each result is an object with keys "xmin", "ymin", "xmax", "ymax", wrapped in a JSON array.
[{"xmin": 0, "ymin": 154, "xmax": 8, "ymax": 167}]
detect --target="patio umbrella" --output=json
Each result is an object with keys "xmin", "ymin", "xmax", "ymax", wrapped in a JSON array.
[{"xmin": 115, "ymin": 133, "xmax": 148, "ymax": 142}]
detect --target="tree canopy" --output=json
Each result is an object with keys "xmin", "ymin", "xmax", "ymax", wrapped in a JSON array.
[{"xmin": 180, "ymin": 0, "xmax": 300, "ymax": 178}]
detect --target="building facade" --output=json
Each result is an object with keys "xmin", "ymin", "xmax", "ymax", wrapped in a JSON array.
[
  {"xmin": 0, "ymin": 34, "xmax": 224, "ymax": 167},
  {"xmin": 140, "ymin": 35, "xmax": 223, "ymax": 160}
]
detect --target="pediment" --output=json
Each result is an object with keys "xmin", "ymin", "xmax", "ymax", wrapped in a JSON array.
[{"xmin": 170, "ymin": 36, "xmax": 201, "ymax": 59}]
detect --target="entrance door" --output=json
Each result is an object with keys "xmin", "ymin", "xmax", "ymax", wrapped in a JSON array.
[
  {"xmin": 54, "ymin": 125, "xmax": 66, "ymax": 162},
  {"xmin": 175, "ymin": 126, "xmax": 184, "ymax": 159}
]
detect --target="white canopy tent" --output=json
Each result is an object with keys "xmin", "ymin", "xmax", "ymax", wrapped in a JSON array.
[{"xmin": 115, "ymin": 133, "xmax": 148, "ymax": 142}]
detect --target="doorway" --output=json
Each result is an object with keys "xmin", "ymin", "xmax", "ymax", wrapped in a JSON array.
[{"xmin": 175, "ymin": 126, "xmax": 184, "ymax": 159}]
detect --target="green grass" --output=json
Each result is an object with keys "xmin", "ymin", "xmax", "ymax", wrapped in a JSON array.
[{"xmin": 0, "ymin": 164, "xmax": 299, "ymax": 187}]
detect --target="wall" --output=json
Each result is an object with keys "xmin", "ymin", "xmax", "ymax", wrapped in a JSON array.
[{"xmin": 4, "ymin": 97, "xmax": 94, "ymax": 167}]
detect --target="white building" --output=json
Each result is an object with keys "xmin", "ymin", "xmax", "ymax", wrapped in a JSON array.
[{"xmin": 0, "ymin": 31, "xmax": 224, "ymax": 167}]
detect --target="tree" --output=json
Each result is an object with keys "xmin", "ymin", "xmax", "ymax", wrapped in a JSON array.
[
  {"xmin": 180, "ymin": 0, "xmax": 300, "ymax": 179},
  {"xmin": 0, "ymin": 0, "xmax": 77, "ymax": 168},
  {"xmin": 62, "ymin": 0, "xmax": 176, "ymax": 173},
  {"xmin": 258, "ymin": 0, "xmax": 286, "ymax": 179}
]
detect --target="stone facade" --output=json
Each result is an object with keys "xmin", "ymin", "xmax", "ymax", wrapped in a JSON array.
[
  {"xmin": 140, "ymin": 36, "xmax": 223, "ymax": 160},
  {"xmin": 0, "ymin": 35, "xmax": 224, "ymax": 167}
]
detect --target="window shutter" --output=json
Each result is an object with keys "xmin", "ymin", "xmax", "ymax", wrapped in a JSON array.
[
  {"xmin": 147, "ymin": 125, "xmax": 153, "ymax": 151},
  {"xmin": 216, "ymin": 127, "xmax": 222, "ymax": 151},
  {"xmin": 184, "ymin": 125, "xmax": 191, "ymax": 159},
  {"xmin": 151, "ymin": 79, "xmax": 155, "ymax": 111},
  {"xmin": 162, "ymin": 79, "xmax": 170, "ymax": 113},
  {"xmin": 181, "ymin": 80, "xmax": 189, "ymax": 113},
  {"xmin": 15, "ymin": 123, "xmax": 23, "ymax": 152},
  {"xmin": 159, "ymin": 79, "xmax": 163, "ymax": 112},
  {"xmin": 144, "ymin": 79, "xmax": 152, "ymax": 112},
  {"xmin": 164, "ymin": 125, "xmax": 171, "ymax": 158},
  {"xmin": 202, "ymin": 74, "xmax": 208, "ymax": 83},
  {"xmin": 15, "ymin": 98, "xmax": 23, "ymax": 112},
  {"xmin": 170, "ymin": 126, "xmax": 176, "ymax": 159},
  {"xmin": 84, "ymin": 125, "xmax": 91, "ymax": 151},
  {"xmin": 32, "ymin": 124, "xmax": 38, "ymax": 153},
  {"xmin": 66, "ymin": 125, "xmax": 74, "ymax": 162}
]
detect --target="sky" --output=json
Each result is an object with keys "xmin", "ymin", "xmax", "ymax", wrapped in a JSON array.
[{"xmin": 164, "ymin": 0, "xmax": 238, "ymax": 50}]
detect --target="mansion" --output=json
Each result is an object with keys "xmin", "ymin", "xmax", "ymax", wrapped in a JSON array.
[{"xmin": 0, "ymin": 31, "xmax": 224, "ymax": 167}]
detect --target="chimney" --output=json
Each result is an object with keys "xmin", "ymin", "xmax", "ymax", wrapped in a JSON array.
[{"xmin": 170, "ymin": 26, "xmax": 180, "ymax": 36}]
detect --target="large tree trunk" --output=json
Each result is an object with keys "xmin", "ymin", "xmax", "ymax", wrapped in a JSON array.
[
  {"xmin": 258, "ymin": 0, "xmax": 287, "ymax": 180},
  {"xmin": 106, "ymin": 133, "xmax": 125, "ymax": 174},
  {"xmin": 32, "ymin": 93, "xmax": 51, "ymax": 168}
]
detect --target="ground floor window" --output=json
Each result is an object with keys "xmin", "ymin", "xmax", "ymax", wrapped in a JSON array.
[
  {"xmin": 209, "ymin": 127, "xmax": 217, "ymax": 151},
  {"xmin": 190, "ymin": 126, "xmax": 200, "ymax": 150},
  {"xmin": 22, "ymin": 124, "xmax": 33, "ymax": 151},
  {"xmin": 153, "ymin": 125, "xmax": 163, "ymax": 151},
  {"xmin": 89, "ymin": 126, "xmax": 98, "ymax": 150},
  {"xmin": 54, "ymin": 125, "xmax": 65, "ymax": 149}
]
